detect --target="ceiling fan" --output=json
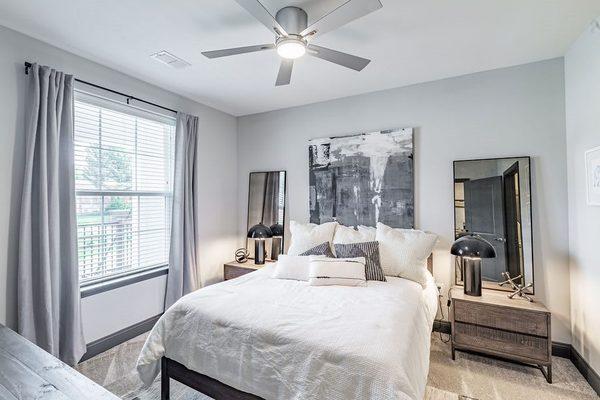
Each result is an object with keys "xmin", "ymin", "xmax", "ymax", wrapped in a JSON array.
[{"xmin": 202, "ymin": 0, "xmax": 383, "ymax": 86}]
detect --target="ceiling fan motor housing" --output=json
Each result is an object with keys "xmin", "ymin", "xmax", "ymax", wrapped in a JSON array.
[{"xmin": 275, "ymin": 6, "xmax": 308, "ymax": 35}]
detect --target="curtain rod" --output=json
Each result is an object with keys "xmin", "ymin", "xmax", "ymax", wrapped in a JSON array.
[{"xmin": 24, "ymin": 62, "xmax": 178, "ymax": 115}]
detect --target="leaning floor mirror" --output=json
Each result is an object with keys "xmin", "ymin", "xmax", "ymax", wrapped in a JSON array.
[
  {"xmin": 453, "ymin": 157, "xmax": 534, "ymax": 294},
  {"xmin": 247, "ymin": 171, "xmax": 287, "ymax": 261}
]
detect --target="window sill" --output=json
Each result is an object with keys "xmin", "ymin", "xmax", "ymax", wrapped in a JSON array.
[{"xmin": 80, "ymin": 266, "xmax": 169, "ymax": 298}]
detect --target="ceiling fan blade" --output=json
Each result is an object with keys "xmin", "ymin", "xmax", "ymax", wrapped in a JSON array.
[
  {"xmin": 233, "ymin": 0, "xmax": 288, "ymax": 36},
  {"xmin": 275, "ymin": 59, "xmax": 294, "ymax": 86},
  {"xmin": 300, "ymin": 0, "xmax": 382, "ymax": 39},
  {"xmin": 307, "ymin": 44, "xmax": 370, "ymax": 71},
  {"xmin": 202, "ymin": 44, "xmax": 275, "ymax": 59}
]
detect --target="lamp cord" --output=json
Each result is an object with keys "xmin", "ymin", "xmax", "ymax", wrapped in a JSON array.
[{"xmin": 436, "ymin": 287, "xmax": 452, "ymax": 344}]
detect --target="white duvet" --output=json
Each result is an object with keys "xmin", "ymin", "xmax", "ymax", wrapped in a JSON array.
[{"xmin": 137, "ymin": 264, "xmax": 438, "ymax": 400}]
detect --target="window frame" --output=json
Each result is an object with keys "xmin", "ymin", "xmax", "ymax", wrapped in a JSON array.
[
  {"xmin": 73, "ymin": 90, "xmax": 176, "ymax": 289},
  {"xmin": 80, "ymin": 265, "xmax": 168, "ymax": 297}
]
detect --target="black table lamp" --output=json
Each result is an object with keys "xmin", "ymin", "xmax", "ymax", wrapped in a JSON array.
[
  {"xmin": 269, "ymin": 223, "xmax": 284, "ymax": 261},
  {"xmin": 248, "ymin": 223, "xmax": 273, "ymax": 265},
  {"xmin": 451, "ymin": 235, "xmax": 496, "ymax": 296}
]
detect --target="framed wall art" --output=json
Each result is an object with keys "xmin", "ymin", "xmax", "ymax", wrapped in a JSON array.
[
  {"xmin": 308, "ymin": 128, "xmax": 414, "ymax": 228},
  {"xmin": 586, "ymin": 146, "xmax": 600, "ymax": 206}
]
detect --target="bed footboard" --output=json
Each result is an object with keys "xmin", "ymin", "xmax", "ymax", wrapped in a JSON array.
[{"xmin": 160, "ymin": 357, "xmax": 263, "ymax": 400}]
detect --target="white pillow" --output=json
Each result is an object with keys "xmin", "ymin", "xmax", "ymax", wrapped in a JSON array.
[
  {"xmin": 357, "ymin": 225, "xmax": 377, "ymax": 239},
  {"xmin": 332, "ymin": 224, "xmax": 376, "ymax": 244},
  {"xmin": 308, "ymin": 256, "xmax": 367, "ymax": 287},
  {"xmin": 375, "ymin": 222, "xmax": 437, "ymax": 286},
  {"xmin": 272, "ymin": 255, "xmax": 315, "ymax": 281},
  {"xmin": 287, "ymin": 221, "xmax": 337, "ymax": 256}
]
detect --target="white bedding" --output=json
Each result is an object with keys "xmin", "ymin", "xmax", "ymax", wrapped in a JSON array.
[{"xmin": 137, "ymin": 264, "xmax": 438, "ymax": 400}]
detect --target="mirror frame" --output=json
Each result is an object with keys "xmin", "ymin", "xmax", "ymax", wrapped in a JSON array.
[
  {"xmin": 452, "ymin": 156, "xmax": 535, "ymax": 294},
  {"xmin": 246, "ymin": 170, "xmax": 287, "ymax": 259}
]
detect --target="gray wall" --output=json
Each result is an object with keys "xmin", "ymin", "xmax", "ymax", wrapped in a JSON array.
[
  {"xmin": 237, "ymin": 58, "xmax": 572, "ymax": 342},
  {"xmin": 0, "ymin": 25, "xmax": 239, "ymax": 342},
  {"xmin": 0, "ymin": 22, "xmax": 580, "ymax": 348},
  {"xmin": 565, "ymin": 18, "xmax": 600, "ymax": 372}
]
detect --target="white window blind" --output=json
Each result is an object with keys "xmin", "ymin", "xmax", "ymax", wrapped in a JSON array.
[{"xmin": 74, "ymin": 92, "xmax": 175, "ymax": 284}]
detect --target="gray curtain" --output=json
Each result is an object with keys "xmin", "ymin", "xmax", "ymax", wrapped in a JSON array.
[
  {"xmin": 17, "ymin": 64, "xmax": 86, "ymax": 365},
  {"xmin": 165, "ymin": 113, "xmax": 199, "ymax": 309}
]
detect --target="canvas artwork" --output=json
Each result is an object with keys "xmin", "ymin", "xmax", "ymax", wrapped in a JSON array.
[
  {"xmin": 586, "ymin": 146, "xmax": 600, "ymax": 206},
  {"xmin": 308, "ymin": 128, "xmax": 414, "ymax": 228}
]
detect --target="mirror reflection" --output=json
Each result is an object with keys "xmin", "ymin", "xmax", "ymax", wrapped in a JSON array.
[
  {"xmin": 453, "ymin": 157, "xmax": 533, "ymax": 293},
  {"xmin": 247, "ymin": 171, "xmax": 286, "ymax": 260}
]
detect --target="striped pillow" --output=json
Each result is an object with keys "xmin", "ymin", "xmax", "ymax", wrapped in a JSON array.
[
  {"xmin": 299, "ymin": 242, "xmax": 334, "ymax": 257},
  {"xmin": 333, "ymin": 241, "xmax": 386, "ymax": 282}
]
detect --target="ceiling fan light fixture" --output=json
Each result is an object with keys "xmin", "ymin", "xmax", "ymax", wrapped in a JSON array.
[{"xmin": 276, "ymin": 37, "xmax": 306, "ymax": 59}]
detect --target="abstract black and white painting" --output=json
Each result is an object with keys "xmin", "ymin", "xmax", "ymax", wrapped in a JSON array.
[
  {"xmin": 308, "ymin": 128, "xmax": 414, "ymax": 228},
  {"xmin": 586, "ymin": 145, "xmax": 600, "ymax": 206}
]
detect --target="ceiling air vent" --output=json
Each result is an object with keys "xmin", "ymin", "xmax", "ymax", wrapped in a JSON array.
[{"xmin": 150, "ymin": 51, "xmax": 191, "ymax": 69}]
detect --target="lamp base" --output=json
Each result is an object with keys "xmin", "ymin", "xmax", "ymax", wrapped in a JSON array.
[
  {"xmin": 254, "ymin": 239, "xmax": 266, "ymax": 265},
  {"xmin": 463, "ymin": 258, "xmax": 482, "ymax": 296},
  {"xmin": 271, "ymin": 237, "xmax": 282, "ymax": 261}
]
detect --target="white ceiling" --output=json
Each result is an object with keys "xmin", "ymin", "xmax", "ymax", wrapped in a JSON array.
[{"xmin": 0, "ymin": 0, "xmax": 599, "ymax": 116}]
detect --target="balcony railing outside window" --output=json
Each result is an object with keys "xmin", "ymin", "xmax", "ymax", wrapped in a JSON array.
[{"xmin": 74, "ymin": 92, "xmax": 175, "ymax": 284}]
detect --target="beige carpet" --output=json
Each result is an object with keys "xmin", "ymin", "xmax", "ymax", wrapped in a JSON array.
[
  {"xmin": 428, "ymin": 333, "xmax": 597, "ymax": 400},
  {"xmin": 76, "ymin": 332, "xmax": 597, "ymax": 400}
]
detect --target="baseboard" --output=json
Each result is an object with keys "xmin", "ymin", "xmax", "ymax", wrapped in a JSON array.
[
  {"xmin": 432, "ymin": 319, "xmax": 599, "ymax": 396},
  {"xmin": 551, "ymin": 341, "xmax": 572, "ymax": 359},
  {"xmin": 80, "ymin": 314, "xmax": 162, "ymax": 362},
  {"xmin": 570, "ymin": 345, "xmax": 600, "ymax": 396},
  {"xmin": 433, "ymin": 319, "xmax": 451, "ymax": 335}
]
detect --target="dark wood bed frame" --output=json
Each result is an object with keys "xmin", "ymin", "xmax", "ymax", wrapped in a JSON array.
[{"xmin": 160, "ymin": 255, "xmax": 434, "ymax": 400}]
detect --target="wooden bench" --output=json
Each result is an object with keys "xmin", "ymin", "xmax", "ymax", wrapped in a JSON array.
[{"xmin": 0, "ymin": 324, "xmax": 119, "ymax": 399}]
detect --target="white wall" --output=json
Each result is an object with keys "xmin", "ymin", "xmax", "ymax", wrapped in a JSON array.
[
  {"xmin": 565, "ymin": 18, "xmax": 600, "ymax": 372},
  {"xmin": 81, "ymin": 276, "xmax": 167, "ymax": 342},
  {"xmin": 0, "ymin": 25, "xmax": 238, "ymax": 342},
  {"xmin": 238, "ymin": 59, "xmax": 572, "ymax": 342}
]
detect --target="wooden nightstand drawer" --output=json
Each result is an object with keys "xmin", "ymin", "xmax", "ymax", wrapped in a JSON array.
[
  {"xmin": 224, "ymin": 260, "xmax": 267, "ymax": 281},
  {"xmin": 224, "ymin": 265, "xmax": 253, "ymax": 280},
  {"xmin": 450, "ymin": 288, "xmax": 552, "ymax": 382},
  {"xmin": 454, "ymin": 322, "xmax": 550, "ymax": 362},
  {"xmin": 454, "ymin": 299, "xmax": 548, "ymax": 337}
]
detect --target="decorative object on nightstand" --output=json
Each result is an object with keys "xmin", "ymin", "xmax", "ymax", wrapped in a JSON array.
[
  {"xmin": 499, "ymin": 271, "xmax": 534, "ymax": 301},
  {"xmin": 270, "ymin": 223, "xmax": 284, "ymax": 261},
  {"xmin": 450, "ymin": 287, "xmax": 552, "ymax": 383},
  {"xmin": 234, "ymin": 248, "xmax": 249, "ymax": 263},
  {"xmin": 248, "ymin": 223, "xmax": 273, "ymax": 265},
  {"xmin": 224, "ymin": 260, "xmax": 267, "ymax": 281},
  {"xmin": 451, "ymin": 235, "xmax": 496, "ymax": 296}
]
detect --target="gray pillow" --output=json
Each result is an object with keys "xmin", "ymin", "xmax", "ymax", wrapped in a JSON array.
[
  {"xmin": 299, "ymin": 242, "xmax": 334, "ymax": 257},
  {"xmin": 333, "ymin": 241, "xmax": 386, "ymax": 282}
]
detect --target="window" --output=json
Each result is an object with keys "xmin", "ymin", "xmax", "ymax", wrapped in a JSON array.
[{"xmin": 74, "ymin": 92, "xmax": 175, "ymax": 284}]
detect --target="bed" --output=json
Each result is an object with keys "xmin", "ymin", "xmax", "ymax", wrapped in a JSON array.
[{"xmin": 137, "ymin": 257, "xmax": 438, "ymax": 400}]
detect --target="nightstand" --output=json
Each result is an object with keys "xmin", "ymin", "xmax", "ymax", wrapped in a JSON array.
[
  {"xmin": 224, "ymin": 260, "xmax": 269, "ymax": 281},
  {"xmin": 450, "ymin": 287, "xmax": 552, "ymax": 383}
]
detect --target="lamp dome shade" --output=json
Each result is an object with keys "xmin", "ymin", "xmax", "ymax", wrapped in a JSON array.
[
  {"xmin": 269, "ymin": 223, "xmax": 284, "ymax": 237},
  {"xmin": 450, "ymin": 235, "xmax": 496, "ymax": 258},
  {"xmin": 247, "ymin": 223, "xmax": 273, "ymax": 239}
]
